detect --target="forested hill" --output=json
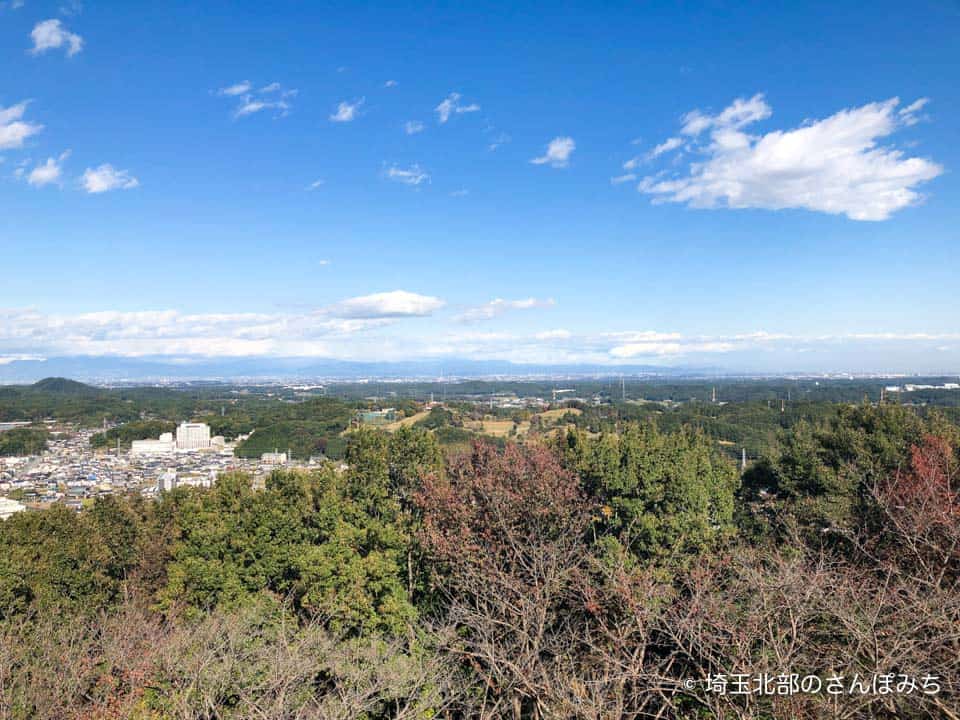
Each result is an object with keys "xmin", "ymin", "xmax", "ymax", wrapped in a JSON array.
[
  {"xmin": 29, "ymin": 377, "xmax": 101, "ymax": 395},
  {"xmin": 1, "ymin": 405, "xmax": 958, "ymax": 718}
]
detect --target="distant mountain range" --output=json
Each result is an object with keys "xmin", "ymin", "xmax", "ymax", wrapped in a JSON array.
[{"xmin": 0, "ymin": 355, "xmax": 722, "ymax": 383}]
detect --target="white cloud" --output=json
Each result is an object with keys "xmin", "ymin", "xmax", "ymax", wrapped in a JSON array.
[
  {"xmin": 610, "ymin": 173, "xmax": 636, "ymax": 185},
  {"xmin": 306, "ymin": 179, "xmax": 325, "ymax": 190},
  {"xmin": 30, "ymin": 18, "xmax": 82, "ymax": 56},
  {"xmin": 4, "ymin": 304, "xmax": 960, "ymax": 369},
  {"xmin": 216, "ymin": 82, "xmax": 295, "ymax": 118},
  {"xmin": 435, "ymin": 92, "xmax": 480, "ymax": 124},
  {"xmin": 648, "ymin": 136, "xmax": 683, "ymax": 159},
  {"xmin": 530, "ymin": 136, "xmax": 575, "ymax": 168},
  {"xmin": 680, "ymin": 93, "xmax": 772, "ymax": 136},
  {"xmin": 218, "ymin": 81, "xmax": 252, "ymax": 96},
  {"xmin": 384, "ymin": 80, "xmax": 398, "ymax": 88},
  {"xmin": 487, "ymin": 131, "xmax": 511, "ymax": 152},
  {"xmin": 384, "ymin": 164, "xmax": 429, "ymax": 186},
  {"xmin": 330, "ymin": 98, "xmax": 364, "ymax": 123},
  {"xmin": 0, "ymin": 102, "xmax": 43, "ymax": 150},
  {"xmin": 27, "ymin": 150, "xmax": 69, "ymax": 187},
  {"xmin": 456, "ymin": 297, "xmax": 555, "ymax": 323},
  {"xmin": 404, "ymin": 120, "xmax": 424, "ymax": 135},
  {"xmin": 640, "ymin": 95, "xmax": 943, "ymax": 221},
  {"xmin": 449, "ymin": 189, "xmax": 469, "ymax": 197},
  {"xmin": 235, "ymin": 97, "xmax": 290, "ymax": 118},
  {"xmin": 317, "ymin": 259, "xmax": 331, "ymax": 266},
  {"xmin": 899, "ymin": 97, "xmax": 929, "ymax": 126},
  {"xmin": 81, "ymin": 164, "xmax": 139, "ymax": 193},
  {"xmin": 535, "ymin": 329, "xmax": 572, "ymax": 341},
  {"xmin": 329, "ymin": 290, "xmax": 445, "ymax": 319}
]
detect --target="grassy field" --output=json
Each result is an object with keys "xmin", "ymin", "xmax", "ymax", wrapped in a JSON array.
[
  {"xmin": 464, "ymin": 418, "xmax": 531, "ymax": 438},
  {"xmin": 538, "ymin": 407, "xmax": 583, "ymax": 423},
  {"xmin": 383, "ymin": 410, "xmax": 433, "ymax": 431}
]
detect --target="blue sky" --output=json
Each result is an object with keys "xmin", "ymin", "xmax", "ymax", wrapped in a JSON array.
[{"xmin": 1, "ymin": 0, "xmax": 958, "ymax": 373}]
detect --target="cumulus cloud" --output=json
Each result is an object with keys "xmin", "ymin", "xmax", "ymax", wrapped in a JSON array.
[
  {"xmin": 435, "ymin": 92, "xmax": 480, "ymax": 124},
  {"xmin": 0, "ymin": 102, "xmax": 43, "ymax": 150},
  {"xmin": 81, "ymin": 164, "xmax": 139, "ymax": 193},
  {"xmin": 30, "ymin": 18, "xmax": 82, "ymax": 56},
  {"xmin": 384, "ymin": 164, "xmax": 429, "ymax": 186},
  {"xmin": 330, "ymin": 98, "xmax": 363, "ymax": 122},
  {"xmin": 26, "ymin": 150, "xmax": 69, "ymax": 187},
  {"xmin": 404, "ymin": 120, "xmax": 424, "ymax": 135},
  {"xmin": 456, "ymin": 297, "xmax": 555, "ymax": 323},
  {"xmin": 639, "ymin": 94, "xmax": 943, "ymax": 221},
  {"xmin": 530, "ymin": 136, "xmax": 575, "ymax": 168},
  {"xmin": 328, "ymin": 290, "xmax": 445, "ymax": 319}
]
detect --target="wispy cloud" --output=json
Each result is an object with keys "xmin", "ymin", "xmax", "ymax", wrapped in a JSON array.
[
  {"xmin": 384, "ymin": 79, "xmax": 398, "ymax": 88},
  {"xmin": 640, "ymin": 94, "xmax": 943, "ymax": 221},
  {"xmin": 306, "ymin": 179, "xmax": 325, "ymax": 190},
  {"xmin": 218, "ymin": 81, "xmax": 252, "ymax": 97},
  {"xmin": 610, "ymin": 173, "xmax": 636, "ymax": 185},
  {"xmin": 456, "ymin": 297, "xmax": 555, "ymax": 323},
  {"xmin": 81, "ymin": 164, "xmax": 139, "ymax": 194},
  {"xmin": 647, "ymin": 136, "xmax": 683, "ymax": 159},
  {"xmin": 384, "ymin": 164, "xmax": 429, "ymax": 186},
  {"xmin": 530, "ymin": 136, "xmax": 575, "ymax": 168},
  {"xmin": 0, "ymin": 101, "xmax": 43, "ymax": 150},
  {"xmin": 404, "ymin": 120, "xmax": 424, "ymax": 135},
  {"xmin": 235, "ymin": 97, "xmax": 291, "ymax": 118},
  {"xmin": 216, "ymin": 82, "xmax": 295, "ymax": 118},
  {"xmin": 330, "ymin": 98, "xmax": 364, "ymax": 123},
  {"xmin": 435, "ymin": 92, "xmax": 480, "ymax": 124}
]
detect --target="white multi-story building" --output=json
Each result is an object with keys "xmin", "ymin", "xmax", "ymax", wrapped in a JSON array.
[
  {"xmin": 157, "ymin": 469, "xmax": 177, "ymax": 492},
  {"xmin": 176, "ymin": 422, "xmax": 211, "ymax": 451},
  {"xmin": 131, "ymin": 432, "xmax": 175, "ymax": 455},
  {"xmin": 0, "ymin": 497, "xmax": 26, "ymax": 520}
]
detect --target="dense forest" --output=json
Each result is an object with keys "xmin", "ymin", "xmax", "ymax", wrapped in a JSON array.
[
  {"xmin": 1, "ymin": 400, "xmax": 957, "ymax": 719},
  {"xmin": 0, "ymin": 427, "xmax": 48, "ymax": 457}
]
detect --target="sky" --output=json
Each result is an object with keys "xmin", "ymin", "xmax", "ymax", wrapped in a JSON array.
[{"xmin": 1, "ymin": 0, "xmax": 959, "ymax": 374}]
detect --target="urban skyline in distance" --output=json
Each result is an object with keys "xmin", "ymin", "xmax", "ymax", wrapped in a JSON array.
[{"xmin": 3, "ymin": 1, "xmax": 959, "ymax": 376}]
